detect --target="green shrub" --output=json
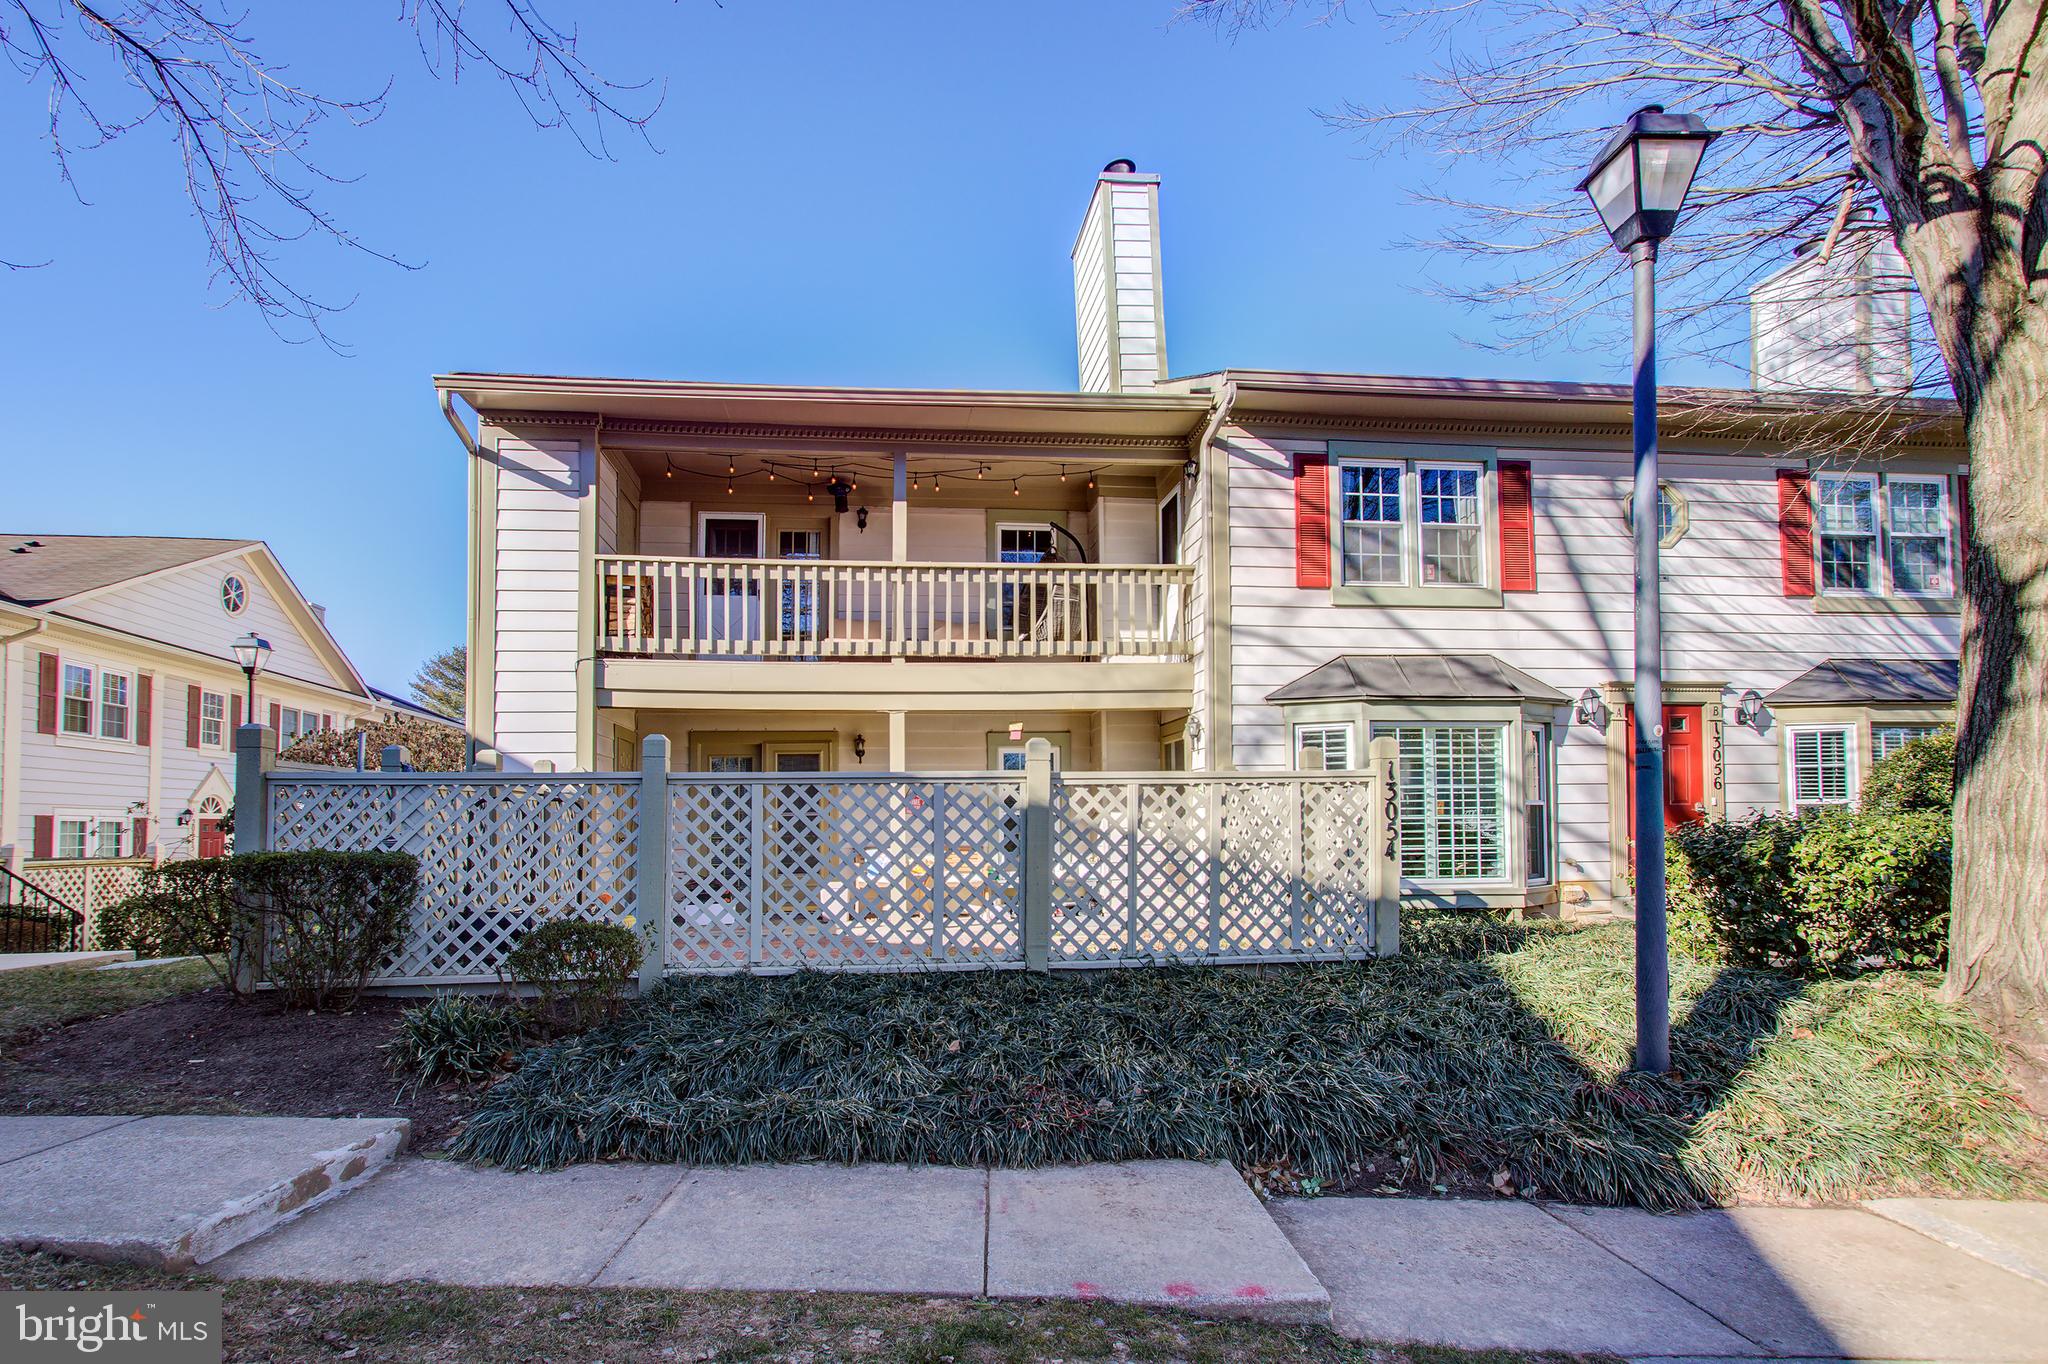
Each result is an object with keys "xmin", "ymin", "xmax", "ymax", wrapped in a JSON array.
[
  {"xmin": 388, "ymin": 996, "xmax": 525, "ymax": 1083},
  {"xmin": 1667, "ymin": 805, "xmax": 1951, "ymax": 976},
  {"xmin": 229, "ymin": 850, "xmax": 418, "ymax": 1010},
  {"xmin": 1667, "ymin": 812, "xmax": 1808, "ymax": 970},
  {"xmin": 93, "ymin": 860, "xmax": 234, "ymax": 961},
  {"xmin": 502, "ymin": 920, "xmax": 641, "ymax": 1031},
  {"xmin": 1860, "ymin": 729, "xmax": 1956, "ymax": 814},
  {"xmin": 1793, "ymin": 809, "xmax": 1951, "ymax": 972}
]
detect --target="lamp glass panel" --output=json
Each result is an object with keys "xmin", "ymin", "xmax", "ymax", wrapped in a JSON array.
[
  {"xmin": 1585, "ymin": 148, "xmax": 1637, "ymax": 237},
  {"xmin": 1635, "ymin": 137, "xmax": 1706, "ymax": 213}
]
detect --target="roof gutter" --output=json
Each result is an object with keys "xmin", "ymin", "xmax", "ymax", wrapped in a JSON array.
[
  {"xmin": 1191, "ymin": 379, "xmax": 1237, "ymax": 471},
  {"xmin": 440, "ymin": 388, "xmax": 481, "ymax": 458}
]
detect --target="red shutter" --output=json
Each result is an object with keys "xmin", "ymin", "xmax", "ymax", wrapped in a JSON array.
[
  {"xmin": 269, "ymin": 701, "xmax": 282, "ymax": 735},
  {"xmin": 1294, "ymin": 452, "xmax": 1332, "ymax": 589},
  {"xmin": 132, "ymin": 818, "xmax": 150, "ymax": 856},
  {"xmin": 229, "ymin": 694, "xmax": 242, "ymax": 742},
  {"xmin": 320, "ymin": 713, "xmax": 333, "ymax": 732},
  {"xmin": 35, "ymin": 652, "xmax": 58, "ymax": 735},
  {"xmin": 186, "ymin": 685, "xmax": 202, "ymax": 748},
  {"xmin": 1956, "ymin": 474, "xmax": 1972, "ymax": 582},
  {"xmin": 1498, "ymin": 461, "xmax": 1537, "ymax": 592},
  {"xmin": 1777, "ymin": 470, "xmax": 1816, "ymax": 598},
  {"xmin": 32, "ymin": 815, "xmax": 54, "ymax": 859},
  {"xmin": 135, "ymin": 674, "xmax": 153, "ymax": 747}
]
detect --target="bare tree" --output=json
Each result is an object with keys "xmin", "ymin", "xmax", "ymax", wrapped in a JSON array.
[
  {"xmin": 1187, "ymin": 0, "xmax": 2048, "ymax": 1048},
  {"xmin": 2, "ymin": 1, "xmax": 660, "ymax": 341}
]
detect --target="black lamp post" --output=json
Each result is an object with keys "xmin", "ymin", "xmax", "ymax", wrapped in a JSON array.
[
  {"xmin": 1577, "ymin": 105, "xmax": 1716, "ymax": 1075},
  {"xmin": 231, "ymin": 633, "xmax": 271, "ymax": 730}
]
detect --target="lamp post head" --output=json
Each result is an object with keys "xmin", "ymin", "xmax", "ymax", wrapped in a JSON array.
[
  {"xmin": 1577, "ymin": 105, "xmax": 1717, "ymax": 252},
  {"xmin": 231, "ymin": 633, "xmax": 272, "ymax": 677}
]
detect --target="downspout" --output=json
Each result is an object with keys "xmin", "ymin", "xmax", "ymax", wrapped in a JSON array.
[
  {"xmin": 440, "ymin": 388, "xmax": 486, "ymax": 761},
  {"xmin": 1193, "ymin": 381, "xmax": 1236, "ymax": 770}
]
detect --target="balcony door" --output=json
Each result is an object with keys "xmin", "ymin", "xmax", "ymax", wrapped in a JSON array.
[{"xmin": 698, "ymin": 514, "xmax": 764, "ymax": 652}]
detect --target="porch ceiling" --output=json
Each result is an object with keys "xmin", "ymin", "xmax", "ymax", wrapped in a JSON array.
[{"xmin": 624, "ymin": 449, "xmax": 1173, "ymax": 507}]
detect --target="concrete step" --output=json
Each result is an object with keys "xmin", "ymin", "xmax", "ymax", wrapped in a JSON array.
[{"xmin": 0, "ymin": 1115, "xmax": 408, "ymax": 1268}]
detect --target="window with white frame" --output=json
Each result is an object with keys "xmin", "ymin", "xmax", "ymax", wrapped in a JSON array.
[
  {"xmin": 1526, "ymin": 724, "xmax": 1554, "ymax": 884},
  {"xmin": 1338, "ymin": 459, "xmax": 1487, "ymax": 588},
  {"xmin": 1293, "ymin": 723, "xmax": 1354, "ymax": 771},
  {"xmin": 278, "ymin": 706, "xmax": 324, "ymax": 744},
  {"xmin": 200, "ymin": 691, "xmax": 226, "ymax": 748},
  {"xmin": 1874, "ymin": 723, "xmax": 1943, "ymax": 763},
  {"xmin": 1816, "ymin": 472, "xmax": 1953, "ymax": 598},
  {"xmin": 59, "ymin": 663, "xmax": 133, "ymax": 741},
  {"xmin": 55, "ymin": 814, "xmax": 127, "ymax": 860},
  {"xmin": 1788, "ymin": 726, "xmax": 1856, "ymax": 810},
  {"xmin": 1371, "ymin": 722, "xmax": 1506, "ymax": 882}
]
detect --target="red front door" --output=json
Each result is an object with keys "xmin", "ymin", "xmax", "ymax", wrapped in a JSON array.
[
  {"xmin": 1626, "ymin": 704, "xmax": 1707, "ymax": 839},
  {"xmin": 197, "ymin": 819, "xmax": 226, "ymax": 859}
]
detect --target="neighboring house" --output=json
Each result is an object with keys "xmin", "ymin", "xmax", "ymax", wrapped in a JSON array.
[
  {"xmin": 367, "ymin": 685, "xmax": 466, "ymax": 732},
  {"xmin": 437, "ymin": 162, "xmax": 1963, "ymax": 916},
  {"xmin": 0, "ymin": 536, "xmax": 390, "ymax": 902}
]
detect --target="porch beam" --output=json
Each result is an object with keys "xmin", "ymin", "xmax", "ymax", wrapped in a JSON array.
[{"xmin": 891, "ymin": 453, "xmax": 909, "ymax": 564}]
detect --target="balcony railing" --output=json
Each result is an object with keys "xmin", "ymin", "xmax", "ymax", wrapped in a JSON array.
[{"xmin": 597, "ymin": 556, "xmax": 1192, "ymax": 660}]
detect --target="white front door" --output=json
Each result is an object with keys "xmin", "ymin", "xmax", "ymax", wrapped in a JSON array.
[{"xmin": 698, "ymin": 514, "xmax": 765, "ymax": 650}]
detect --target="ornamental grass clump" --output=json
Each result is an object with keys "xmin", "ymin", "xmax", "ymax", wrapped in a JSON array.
[
  {"xmin": 450, "ymin": 925, "xmax": 2040, "ymax": 1209},
  {"xmin": 388, "ymin": 995, "xmax": 526, "ymax": 1083}
]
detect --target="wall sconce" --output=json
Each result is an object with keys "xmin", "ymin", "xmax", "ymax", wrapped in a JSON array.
[
  {"xmin": 1183, "ymin": 457, "xmax": 1200, "ymax": 483},
  {"xmin": 1183, "ymin": 714, "xmax": 1203, "ymax": 751},
  {"xmin": 176, "ymin": 808, "xmax": 194, "ymax": 828},
  {"xmin": 855, "ymin": 507, "xmax": 869, "ymax": 532},
  {"xmin": 853, "ymin": 734, "xmax": 866, "ymax": 763},
  {"xmin": 1572, "ymin": 687, "xmax": 1611, "ymax": 731},
  {"xmin": 1734, "ymin": 689, "xmax": 1767, "ymax": 731}
]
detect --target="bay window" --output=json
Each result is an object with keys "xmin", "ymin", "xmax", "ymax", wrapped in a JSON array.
[
  {"xmin": 1372, "ymin": 722, "xmax": 1506, "ymax": 882},
  {"xmin": 1293, "ymin": 723, "xmax": 1354, "ymax": 771},
  {"xmin": 1526, "ymin": 724, "xmax": 1554, "ymax": 884},
  {"xmin": 1815, "ymin": 472, "xmax": 1954, "ymax": 599},
  {"xmin": 1874, "ymin": 723, "xmax": 1942, "ymax": 763}
]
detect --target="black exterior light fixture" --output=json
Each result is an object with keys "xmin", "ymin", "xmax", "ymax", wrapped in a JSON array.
[
  {"xmin": 1578, "ymin": 103, "xmax": 1716, "ymax": 1078},
  {"xmin": 231, "ymin": 633, "xmax": 271, "ymax": 723}
]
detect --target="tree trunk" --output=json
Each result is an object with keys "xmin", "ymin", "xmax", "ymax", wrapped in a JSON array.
[{"xmin": 1947, "ymin": 316, "xmax": 2048, "ymax": 1050}]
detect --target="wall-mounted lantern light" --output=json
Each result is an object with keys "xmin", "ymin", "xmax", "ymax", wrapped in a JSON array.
[
  {"xmin": 856, "ymin": 507, "xmax": 869, "ymax": 532},
  {"xmin": 1573, "ymin": 687, "xmax": 1612, "ymax": 731},
  {"xmin": 1734, "ymin": 689, "xmax": 1767, "ymax": 731},
  {"xmin": 853, "ymin": 734, "xmax": 866, "ymax": 763}
]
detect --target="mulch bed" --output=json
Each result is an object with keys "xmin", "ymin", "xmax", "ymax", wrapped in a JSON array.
[{"xmin": 0, "ymin": 986, "xmax": 477, "ymax": 1150}]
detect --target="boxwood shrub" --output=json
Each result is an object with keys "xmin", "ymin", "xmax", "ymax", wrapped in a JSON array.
[
  {"xmin": 93, "ymin": 859, "xmax": 235, "ymax": 967},
  {"xmin": 230, "ymin": 850, "xmax": 418, "ymax": 1010},
  {"xmin": 503, "ymin": 919, "xmax": 642, "ymax": 1031},
  {"xmin": 1860, "ymin": 729, "xmax": 1956, "ymax": 814}
]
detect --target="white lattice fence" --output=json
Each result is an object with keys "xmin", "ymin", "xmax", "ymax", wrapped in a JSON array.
[
  {"xmin": 21, "ymin": 859, "xmax": 154, "ymax": 944},
  {"xmin": 1052, "ymin": 776, "xmax": 1387, "ymax": 965},
  {"xmin": 668, "ymin": 775, "xmax": 1024, "ymax": 973},
  {"xmin": 267, "ymin": 773, "xmax": 639, "ymax": 985}
]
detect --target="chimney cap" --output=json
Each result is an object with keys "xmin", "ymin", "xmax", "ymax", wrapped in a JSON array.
[{"xmin": 1102, "ymin": 158, "xmax": 1137, "ymax": 174}]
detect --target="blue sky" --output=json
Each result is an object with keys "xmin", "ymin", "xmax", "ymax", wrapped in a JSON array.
[{"xmin": 0, "ymin": 1, "xmax": 1716, "ymax": 690}]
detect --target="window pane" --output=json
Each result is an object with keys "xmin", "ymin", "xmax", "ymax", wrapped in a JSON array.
[
  {"xmin": 1418, "ymin": 467, "xmax": 1482, "ymax": 586},
  {"xmin": 94, "ymin": 820, "xmax": 124, "ymax": 858},
  {"xmin": 200, "ymin": 692, "xmax": 225, "ymax": 747},
  {"xmin": 1890, "ymin": 535, "xmax": 1948, "ymax": 595},
  {"xmin": 62, "ymin": 665, "xmax": 93, "ymax": 734},
  {"xmin": 1818, "ymin": 476, "xmax": 1876, "ymax": 535},
  {"xmin": 1820, "ymin": 534, "xmax": 1873, "ymax": 591},
  {"xmin": 1341, "ymin": 465, "xmax": 1401, "ymax": 523},
  {"xmin": 1374, "ymin": 723, "xmax": 1504, "ymax": 881},
  {"xmin": 1874, "ymin": 724, "xmax": 1941, "ymax": 762},
  {"xmin": 57, "ymin": 820, "xmax": 88, "ymax": 860},
  {"xmin": 1339, "ymin": 466, "xmax": 1403, "ymax": 585},
  {"xmin": 1295, "ymin": 724, "xmax": 1352, "ymax": 771},
  {"xmin": 1792, "ymin": 728, "xmax": 1852, "ymax": 807},
  {"xmin": 1527, "ymin": 725, "xmax": 1552, "ymax": 884},
  {"xmin": 1342, "ymin": 524, "xmax": 1404, "ymax": 585},
  {"xmin": 99, "ymin": 673, "xmax": 129, "ymax": 740}
]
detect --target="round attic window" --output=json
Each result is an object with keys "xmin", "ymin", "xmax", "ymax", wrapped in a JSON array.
[{"xmin": 220, "ymin": 573, "xmax": 248, "ymax": 616}]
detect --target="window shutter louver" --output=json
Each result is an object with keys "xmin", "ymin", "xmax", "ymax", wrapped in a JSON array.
[
  {"xmin": 321, "ymin": 713, "xmax": 333, "ymax": 732},
  {"xmin": 32, "ymin": 815, "xmax": 54, "ymax": 859},
  {"xmin": 1498, "ymin": 461, "xmax": 1537, "ymax": 592},
  {"xmin": 230, "ymin": 695, "xmax": 242, "ymax": 740},
  {"xmin": 135, "ymin": 675, "xmax": 153, "ymax": 747},
  {"xmin": 269, "ymin": 702, "xmax": 282, "ymax": 735},
  {"xmin": 132, "ymin": 818, "xmax": 149, "ymax": 856},
  {"xmin": 35, "ymin": 652, "xmax": 58, "ymax": 734},
  {"xmin": 1957, "ymin": 474, "xmax": 1972, "ymax": 581},
  {"xmin": 1777, "ymin": 470, "xmax": 1816, "ymax": 598},
  {"xmin": 1293, "ymin": 451, "xmax": 1332, "ymax": 589},
  {"xmin": 186, "ymin": 685, "xmax": 202, "ymax": 748}
]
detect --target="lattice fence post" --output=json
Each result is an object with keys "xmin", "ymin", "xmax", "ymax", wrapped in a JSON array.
[
  {"xmin": 1369, "ymin": 733, "xmax": 1402, "ymax": 956},
  {"xmin": 232, "ymin": 723, "xmax": 277, "ymax": 993},
  {"xmin": 1021, "ymin": 737, "xmax": 1054, "ymax": 973},
  {"xmin": 637, "ymin": 735, "xmax": 670, "ymax": 991}
]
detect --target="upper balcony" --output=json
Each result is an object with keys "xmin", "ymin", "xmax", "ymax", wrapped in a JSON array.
[{"xmin": 598, "ymin": 555, "xmax": 1191, "ymax": 660}]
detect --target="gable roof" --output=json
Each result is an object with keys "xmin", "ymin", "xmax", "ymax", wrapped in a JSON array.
[
  {"xmin": 0, "ymin": 535, "xmax": 257, "ymax": 607},
  {"xmin": 1766, "ymin": 657, "xmax": 1960, "ymax": 705},
  {"xmin": 1267, "ymin": 653, "xmax": 1571, "ymax": 705}
]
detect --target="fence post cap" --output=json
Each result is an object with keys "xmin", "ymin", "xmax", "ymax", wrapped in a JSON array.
[
  {"xmin": 379, "ymin": 744, "xmax": 412, "ymax": 772},
  {"xmin": 641, "ymin": 733, "xmax": 671, "ymax": 766}
]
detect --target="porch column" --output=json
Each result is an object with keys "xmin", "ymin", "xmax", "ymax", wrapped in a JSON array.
[
  {"xmin": 891, "ymin": 453, "xmax": 909, "ymax": 562},
  {"xmin": 887, "ymin": 710, "xmax": 908, "ymax": 771}
]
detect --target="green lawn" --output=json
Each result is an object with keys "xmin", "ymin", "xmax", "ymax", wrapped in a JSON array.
[
  {"xmin": 0, "ymin": 956, "xmax": 216, "ymax": 1045},
  {"xmin": 0, "ymin": 1250, "xmax": 1597, "ymax": 1364},
  {"xmin": 452, "ymin": 922, "xmax": 2042, "ymax": 1207}
]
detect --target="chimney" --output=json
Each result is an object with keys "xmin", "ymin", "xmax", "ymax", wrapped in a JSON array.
[
  {"xmin": 1750, "ymin": 213, "xmax": 1915, "ymax": 393},
  {"xmin": 1072, "ymin": 159, "xmax": 1166, "ymax": 392}
]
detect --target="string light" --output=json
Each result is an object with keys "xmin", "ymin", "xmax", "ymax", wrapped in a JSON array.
[
  {"xmin": 726, "ymin": 478, "xmax": 735, "ymax": 496},
  {"xmin": 1012, "ymin": 479, "xmax": 1022, "ymax": 497},
  {"xmin": 1059, "ymin": 466, "xmax": 1068, "ymax": 483},
  {"xmin": 727, "ymin": 460, "xmax": 736, "ymax": 476},
  {"xmin": 911, "ymin": 474, "xmax": 920, "ymax": 492},
  {"xmin": 767, "ymin": 465, "xmax": 777, "ymax": 481},
  {"xmin": 1086, "ymin": 474, "xmax": 1096, "ymax": 490},
  {"xmin": 977, "ymin": 464, "xmax": 986, "ymax": 480}
]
